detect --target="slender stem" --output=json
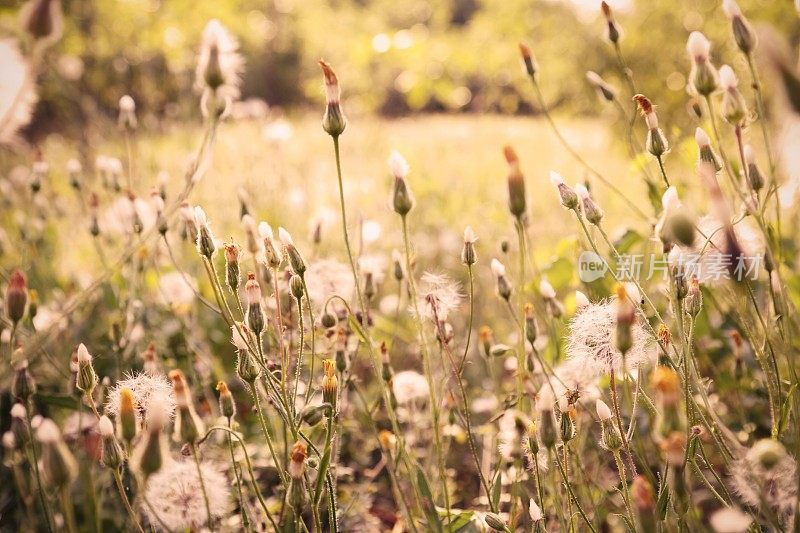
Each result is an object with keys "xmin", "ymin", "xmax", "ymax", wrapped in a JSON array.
[
  {"xmin": 26, "ymin": 404, "xmax": 53, "ymax": 533},
  {"xmin": 292, "ymin": 293, "xmax": 305, "ymax": 418},
  {"xmin": 401, "ymin": 214, "xmax": 452, "ymax": 526},
  {"xmin": 514, "ymin": 218, "xmax": 528, "ymax": 408},
  {"xmin": 226, "ymin": 417, "xmax": 250, "ymax": 531},
  {"xmin": 191, "ymin": 443, "xmax": 213, "ymax": 529},
  {"xmin": 554, "ymin": 450, "xmax": 597, "ymax": 533},
  {"xmin": 60, "ymin": 486, "xmax": 77, "ymax": 533},
  {"xmin": 113, "ymin": 470, "xmax": 145, "ymax": 533},
  {"xmin": 457, "ymin": 265, "xmax": 475, "ymax": 372},
  {"xmin": 249, "ymin": 382, "xmax": 287, "ymax": 484},
  {"xmin": 656, "ymin": 156, "xmax": 670, "ymax": 187},
  {"xmin": 613, "ymin": 451, "xmax": 636, "ymax": 530},
  {"xmin": 302, "ymin": 277, "xmax": 317, "ymax": 404}
]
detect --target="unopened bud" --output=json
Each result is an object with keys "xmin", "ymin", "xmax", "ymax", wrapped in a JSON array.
[
  {"xmin": 322, "ymin": 359, "xmax": 338, "ymax": 412},
  {"xmin": 461, "ymin": 226, "xmax": 478, "ymax": 265},
  {"xmin": 5, "ymin": 270, "xmax": 28, "ymax": 324},
  {"xmin": 575, "ymin": 184, "xmax": 603, "ymax": 225},
  {"xmin": 216, "ymin": 381, "xmax": 235, "ymax": 419},
  {"xmin": 319, "ymin": 60, "xmax": 346, "ymax": 137},
  {"xmin": 504, "ymin": 146, "xmax": 526, "ymax": 218}
]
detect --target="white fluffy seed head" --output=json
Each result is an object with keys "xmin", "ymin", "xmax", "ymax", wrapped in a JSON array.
[
  {"xmin": 463, "ymin": 226, "xmax": 477, "ymax": 243},
  {"xmin": 549, "ymin": 170, "xmax": 564, "ymax": 186},
  {"xmin": 77, "ymin": 343, "xmax": 92, "ymax": 363},
  {"xmin": 491, "ymin": 258, "xmax": 506, "ymax": 277},
  {"xmin": 10, "ymin": 403, "xmax": 26, "ymax": 419},
  {"xmin": 574, "ymin": 183, "xmax": 590, "ymax": 199},
  {"xmin": 709, "ymin": 506, "xmax": 753, "ymax": 533},
  {"xmin": 539, "ymin": 279, "xmax": 556, "ymax": 299},
  {"xmin": 258, "ymin": 221, "xmax": 274, "ymax": 241},
  {"xmin": 35, "ymin": 418, "xmax": 61, "ymax": 443},
  {"xmin": 687, "ymin": 31, "xmax": 711, "ymax": 60},
  {"xmin": 388, "ymin": 150, "xmax": 410, "ymax": 179},
  {"xmin": 596, "ymin": 399, "xmax": 613, "ymax": 420},
  {"xmin": 695, "ymin": 126, "xmax": 711, "ymax": 147},
  {"xmin": 146, "ymin": 394, "xmax": 170, "ymax": 430},
  {"xmin": 193, "ymin": 206, "xmax": 208, "ymax": 228},
  {"xmin": 119, "ymin": 95, "xmax": 135, "ymax": 112},
  {"xmin": 98, "ymin": 415, "xmax": 114, "ymax": 437},
  {"xmin": 722, "ymin": 0, "xmax": 742, "ymax": 18},
  {"xmin": 278, "ymin": 226, "xmax": 294, "ymax": 246},
  {"xmin": 575, "ymin": 290, "xmax": 590, "ymax": 309},
  {"xmin": 719, "ymin": 65, "xmax": 738, "ymax": 89}
]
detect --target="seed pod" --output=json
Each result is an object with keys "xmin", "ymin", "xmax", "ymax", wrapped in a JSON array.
[
  {"xmin": 392, "ymin": 176, "xmax": 415, "ymax": 217},
  {"xmin": 550, "ymin": 171, "xmax": 579, "ymax": 210},
  {"xmin": 484, "ymin": 513, "xmax": 507, "ymax": 531},
  {"xmin": 524, "ymin": 304, "xmax": 538, "ymax": 345},
  {"xmin": 684, "ymin": 278, "xmax": 703, "ymax": 317},
  {"xmin": 575, "ymin": 184, "xmax": 603, "ymax": 225},
  {"xmin": 288, "ymin": 442, "xmax": 308, "ymax": 510}
]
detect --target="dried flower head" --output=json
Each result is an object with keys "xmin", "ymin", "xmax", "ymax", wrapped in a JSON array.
[
  {"xmin": 143, "ymin": 460, "xmax": 230, "ymax": 531},
  {"xmin": 391, "ymin": 370, "xmax": 429, "ymax": 404},
  {"xmin": 730, "ymin": 441, "xmax": 796, "ymax": 528},
  {"xmin": 414, "ymin": 272, "xmax": 462, "ymax": 322},
  {"xmin": 105, "ymin": 372, "xmax": 176, "ymax": 424}
]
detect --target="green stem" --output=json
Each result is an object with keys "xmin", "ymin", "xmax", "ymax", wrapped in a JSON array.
[
  {"xmin": 60, "ymin": 486, "xmax": 77, "ymax": 533},
  {"xmin": 226, "ymin": 417, "xmax": 250, "ymax": 531},
  {"xmin": 113, "ymin": 470, "xmax": 145, "ymax": 533},
  {"xmin": 248, "ymin": 382, "xmax": 287, "ymax": 484},
  {"xmin": 26, "ymin": 405, "xmax": 53, "ymax": 533},
  {"xmin": 191, "ymin": 443, "xmax": 213, "ymax": 529},
  {"xmin": 555, "ymin": 450, "xmax": 597, "ymax": 533}
]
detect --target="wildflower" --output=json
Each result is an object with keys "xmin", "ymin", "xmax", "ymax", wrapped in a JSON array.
[
  {"xmin": 695, "ymin": 127, "xmax": 722, "ymax": 171},
  {"xmin": 216, "ymin": 381, "xmax": 235, "ymax": 420},
  {"xmin": 686, "ymin": 31, "xmax": 718, "ymax": 96},
  {"xmin": 322, "ymin": 359, "xmax": 338, "ymax": 411},
  {"xmin": 524, "ymin": 304, "xmax": 538, "ymax": 345},
  {"xmin": 288, "ymin": 442, "xmax": 308, "ymax": 510},
  {"xmin": 391, "ymin": 370, "xmax": 429, "ymax": 404},
  {"xmin": 19, "ymin": 0, "xmax": 63, "ymax": 43},
  {"xmin": 36, "ymin": 419, "xmax": 77, "ymax": 489},
  {"xmin": 5, "ymin": 270, "xmax": 27, "ymax": 325},
  {"xmin": 244, "ymin": 273, "xmax": 264, "ymax": 336},
  {"xmin": 743, "ymin": 145, "xmax": 764, "ymax": 192},
  {"xmin": 118, "ymin": 95, "xmax": 137, "ymax": 130},
  {"xmin": 388, "ymin": 150, "xmax": 415, "ymax": 216},
  {"xmin": 719, "ymin": 65, "xmax": 748, "ymax": 126},
  {"xmin": 143, "ymin": 459, "xmax": 230, "ymax": 531},
  {"xmin": 105, "ymin": 372, "xmax": 176, "ymax": 425},
  {"xmin": 730, "ymin": 440, "xmax": 796, "ymax": 527},
  {"xmin": 461, "ymin": 226, "xmax": 478, "ymax": 265},
  {"xmin": 257, "ymin": 221, "xmax": 283, "ymax": 268},
  {"xmin": 76, "ymin": 343, "xmax": 98, "ymax": 396},
  {"xmin": 540, "ymin": 278, "xmax": 564, "ymax": 318},
  {"xmin": 503, "ymin": 145, "xmax": 526, "ymax": 218},
  {"xmin": 601, "ymin": 1, "xmax": 622, "ymax": 44},
  {"xmin": 491, "ymin": 258, "xmax": 512, "ymax": 301},
  {"xmin": 550, "ymin": 171, "xmax": 579, "ymax": 210},
  {"xmin": 279, "ymin": 227, "xmax": 306, "ymax": 275},
  {"xmin": 415, "ymin": 272, "xmax": 462, "ymax": 322},
  {"xmin": 194, "ymin": 206, "xmax": 216, "ymax": 258},
  {"xmin": 196, "ymin": 19, "xmax": 243, "ymax": 115},
  {"xmin": 170, "ymin": 370, "xmax": 205, "ymax": 445},
  {"xmin": 634, "ymin": 94, "xmax": 669, "ymax": 157},
  {"xmin": 722, "ymin": 0, "xmax": 757, "ymax": 55},
  {"xmin": 319, "ymin": 60, "xmax": 346, "ymax": 137},
  {"xmin": 566, "ymin": 297, "xmax": 655, "ymax": 376},
  {"xmin": 575, "ymin": 183, "xmax": 604, "ymax": 225},
  {"xmin": 709, "ymin": 506, "xmax": 753, "ymax": 533},
  {"xmin": 223, "ymin": 242, "xmax": 241, "ymax": 292},
  {"xmin": 97, "ymin": 415, "xmax": 124, "ymax": 470},
  {"xmin": 586, "ymin": 70, "xmax": 617, "ymax": 102},
  {"xmin": 518, "ymin": 41, "xmax": 537, "ymax": 78},
  {"xmin": 12, "ymin": 359, "xmax": 36, "ymax": 402}
]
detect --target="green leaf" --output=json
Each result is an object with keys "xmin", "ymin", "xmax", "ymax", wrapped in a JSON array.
[
  {"xmin": 416, "ymin": 464, "xmax": 443, "ymax": 533},
  {"xmin": 37, "ymin": 393, "xmax": 83, "ymax": 411},
  {"xmin": 440, "ymin": 509, "xmax": 474, "ymax": 531}
]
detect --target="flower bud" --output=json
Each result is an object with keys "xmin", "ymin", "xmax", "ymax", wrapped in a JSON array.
[
  {"xmin": 119, "ymin": 388, "xmax": 138, "ymax": 444},
  {"xmin": 695, "ymin": 127, "xmax": 722, "ymax": 172},
  {"xmin": 236, "ymin": 345, "xmax": 260, "ymax": 383},
  {"xmin": 575, "ymin": 184, "xmax": 603, "ymax": 225},
  {"xmin": 98, "ymin": 415, "xmax": 124, "ymax": 470},
  {"xmin": 524, "ymin": 304, "xmax": 538, "ymax": 345},
  {"xmin": 258, "ymin": 222, "xmax": 283, "ymax": 268},
  {"xmin": 719, "ymin": 65, "xmax": 748, "ymax": 125},
  {"xmin": 559, "ymin": 403, "xmax": 576, "ymax": 443},
  {"xmin": 224, "ymin": 243, "xmax": 241, "ymax": 292},
  {"xmin": 389, "ymin": 151, "xmax": 415, "ymax": 216},
  {"xmin": 322, "ymin": 359, "xmax": 338, "ymax": 412},
  {"xmin": 20, "ymin": 0, "xmax": 62, "ymax": 41},
  {"xmin": 217, "ymin": 381, "xmax": 235, "ymax": 419},
  {"xmin": 724, "ymin": 0, "xmax": 757, "ymax": 55},
  {"xmin": 288, "ymin": 442, "xmax": 308, "ymax": 509},
  {"xmin": 290, "ymin": 274, "xmax": 305, "ymax": 301},
  {"xmin": 130, "ymin": 398, "xmax": 168, "ymax": 479},
  {"xmin": 321, "ymin": 311, "xmax": 337, "ymax": 329},
  {"xmin": 245, "ymin": 273, "xmax": 265, "ymax": 337},
  {"xmin": 37, "ymin": 419, "xmax": 78, "ymax": 489},
  {"xmin": 484, "ymin": 512, "xmax": 507, "ymax": 531},
  {"xmin": 194, "ymin": 207, "xmax": 216, "ymax": 259},
  {"xmin": 599, "ymin": 417, "xmax": 624, "ymax": 451},
  {"xmin": 12, "ymin": 359, "xmax": 36, "ymax": 402},
  {"xmin": 504, "ymin": 146, "xmax": 526, "ymax": 218},
  {"xmin": 300, "ymin": 404, "xmax": 327, "ymax": 426},
  {"xmin": 76, "ymin": 343, "xmax": 98, "ymax": 395},
  {"xmin": 279, "ymin": 227, "xmax": 306, "ymax": 275},
  {"xmin": 461, "ymin": 226, "xmax": 478, "ymax": 266},
  {"xmin": 538, "ymin": 408, "xmax": 558, "ymax": 449},
  {"xmin": 743, "ymin": 145, "xmax": 764, "ymax": 192},
  {"xmin": 586, "ymin": 71, "xmax": 617, "ymax": 102},
  {"xmin": 319, "ymin": 60, "xmax": 346, "ymax": 137},
  {"xmin": 5, "ymin": 270, "xmax": 27, "ymax": 324},
  {"xmin": 118, "ymin": 95, "xmax": 137, "ymax": 130},
  {"xmin": 686, "ymin": 32, "xmax": 718, "ymax": 96},
  {"xmin": 684, "ymin": 278, "xmax": 703, "ymax": 317},
  {"xmin": 479, "ymin": 326, "xmax": 492, "ymax": 357},
  {"xmin": 392, "ymin": 249, "xmax": 404, "ymax": 281},
  {"xmin": 601, "ymin": 1, "xmax": 621, "ymax": 44},
  {"xmin": 170, "ymin": 370, "xmax": 205, "ymax": 445},
  {"xmin": 491, "ymin": 258, "xmax": 512, "ymax": 301},
  {"xmin": 550, "ymin": 171, "xmax": 579, "ymax": 210},
  {"xmin": 518, "ymin": 42, "xmax": 537, "ymax": 78}
]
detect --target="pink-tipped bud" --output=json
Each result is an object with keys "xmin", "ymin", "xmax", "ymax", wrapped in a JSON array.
[{"xmin": 5, "ymin": 270, "xmax": 27, "ymax": 324}]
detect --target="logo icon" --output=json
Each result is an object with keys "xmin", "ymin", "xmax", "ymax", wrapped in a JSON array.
[{"xmin": 578, "ymin": 251, "xmax": 608, "ymax": 282}]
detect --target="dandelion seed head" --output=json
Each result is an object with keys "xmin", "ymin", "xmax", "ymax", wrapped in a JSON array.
[
  {"xmin": 574, "ymin": 183, "xmax": 590, "ymax": 199},
  {"xmin": 709, "ymin": 506, "xmax": 753, "ymax": 533},
  {"xmin": 105, "ymin": 372, "xmax": 176, "ymax": 424},
  {"xmin": 414, "ymin": 272, "xmax": 462, "ymax": 321},
  {"xmin": 575, "ymin": 290, "xmax": 590, "ymax": 309},
  {"xmin": 196, "ymin": 19, "xmax": 243, "ymax": 99},
  {"xmin": 730, "ymin": 448, "xmax": 796, "ymax": 528},
  {"xmin": 143, "ymin": 459, "xmax": 230, "ymax": 531},
  {"xmin": 391, "ymin": 370, "xmax": 429, "ymax": 404},
  {"xmin": 278, "ymin": 226, "xmax": 294, "ymax": 246},
  {"xmin": 565, "ymin": 298, "xmax": 655, "ymax": 376}
]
